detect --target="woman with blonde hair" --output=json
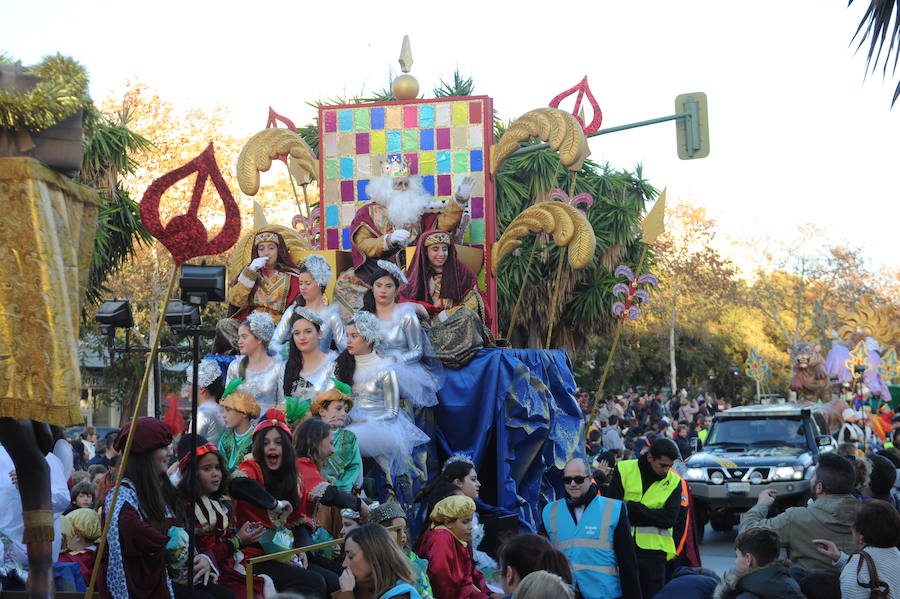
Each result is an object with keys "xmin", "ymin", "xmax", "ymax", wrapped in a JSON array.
[
  {"xmin": 336, "ymin": 523, "xmax": 422, "ymax": 599},
  {"xmin": 511, "ymin": 571, "xmax": 574, "ymax": 599}
]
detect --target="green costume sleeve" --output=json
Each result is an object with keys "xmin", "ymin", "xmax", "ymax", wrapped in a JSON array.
[{"xmin": 326, "ymin": 430, "xmax": 363, "ymax": 493}]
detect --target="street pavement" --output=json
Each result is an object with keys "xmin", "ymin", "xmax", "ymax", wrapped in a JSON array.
[{"xmin": 698, "ymin": 523, "xmax": 738, "ymax": 579}]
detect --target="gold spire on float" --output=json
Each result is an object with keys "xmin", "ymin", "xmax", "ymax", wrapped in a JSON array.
[{"xmin": 391, "ymin": 35, "xmax": 419, "ymax": 100}]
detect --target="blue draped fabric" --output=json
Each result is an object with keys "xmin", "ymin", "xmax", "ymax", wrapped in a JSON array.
[{"xmin": 432, "ymin": 348, "xmax": 584, "ymax": 531}]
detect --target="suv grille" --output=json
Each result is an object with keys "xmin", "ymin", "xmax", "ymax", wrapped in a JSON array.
[{"xmin": 706, "ymin": 467, "xmax": 771, "ymax": 482}]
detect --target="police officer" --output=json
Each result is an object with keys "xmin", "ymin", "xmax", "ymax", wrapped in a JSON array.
[
  {"xmin": 607, "ymin": 437, "xmax": 682, "ymax": 599},
  {"xmin": 541, "ymin": 458, "xmax": 642, "ymax": 599}
]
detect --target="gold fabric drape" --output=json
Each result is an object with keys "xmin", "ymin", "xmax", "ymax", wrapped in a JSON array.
[{"xmin": 0, "ymin": 157, "xmax": 99, "ymax": 425}]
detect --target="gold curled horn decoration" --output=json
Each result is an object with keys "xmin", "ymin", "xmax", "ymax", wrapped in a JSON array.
[
  {"xmin": 492, "ymin": 201, "xmax": 596, "ymax": 272},
  {"xmin": 490, "ymin": 108, "xmax": 591, "ymax": 174},
  {"xmin": 237, "ymin": 128, "xmax": 319, "ymax": 195},
  {"xmin": 227, "ymin": 223, "xmax": 312, "ymax": 284}
]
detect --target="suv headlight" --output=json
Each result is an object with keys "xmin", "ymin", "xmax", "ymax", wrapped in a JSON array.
[
  {"xmin": 684, "ymin": 468, "xmax": 706, "ymax": 481},
  {"xmin": 772, "ymin": 465, "xmax": 804, "ymax": 481}
]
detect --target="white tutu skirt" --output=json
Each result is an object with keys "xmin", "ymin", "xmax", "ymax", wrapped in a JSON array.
[
  {"xmin": 346, "ymin": 406, "xmax": 429, "ymax": 477},
  {"xmin": 385, "ymin": 355, "xmax": 441, "ymax": 408}
]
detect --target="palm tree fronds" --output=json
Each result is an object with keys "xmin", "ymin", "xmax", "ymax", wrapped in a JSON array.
[
  {"xmin": 433, "ymin": 69, "xmax": 474, "ymax": 98},
  {"xmin": 849, "ymin": 0, "xmax": 900, "ymax": 106}
]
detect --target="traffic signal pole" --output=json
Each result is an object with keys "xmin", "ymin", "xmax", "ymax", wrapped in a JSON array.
[{"xmin": 509, "ymin": 92, "xmax": 708, "ymax": 160}]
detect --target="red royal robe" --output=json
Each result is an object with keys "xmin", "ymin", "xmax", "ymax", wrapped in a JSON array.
[{"xmin": 415, "ymin": 527, "xmax": 490, "ymax": 599}]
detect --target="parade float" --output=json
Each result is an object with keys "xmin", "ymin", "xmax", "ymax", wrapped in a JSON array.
[
  {"xmin": 0, "ymin": 39, "xmax": 665, "ymax": 595},
  {"xmin": 224, "ymin": 38, "xmax": 602, "ymax": 530}
]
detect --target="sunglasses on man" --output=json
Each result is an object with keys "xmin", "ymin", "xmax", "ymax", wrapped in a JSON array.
[{"xmin": 563, "ymin": 475, "xmax": 589, "ymax": 485}]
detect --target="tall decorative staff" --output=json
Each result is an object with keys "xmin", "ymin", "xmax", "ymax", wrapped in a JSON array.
[
  {"xmin": 845, "ymin": 340, "xmax": 872, "ymax": 400},
  {"xmin": 586, "ymin": 188, "xmax": 666, "ymax": 431},
  {"xmin": 878, "ymin": 347, "xmax": 899, "ymax": 383},
  {"xmin": 744, "ymin": 348, "xmax": 772, "ymax": 402},
  {"xmin": 86, "ymin": 142, "xmax": 242, "ymax": 597}
]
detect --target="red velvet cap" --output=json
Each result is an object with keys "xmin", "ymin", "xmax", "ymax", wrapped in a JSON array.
[{"xmin": 114, "ymin": 417, "xmax": 173, "ymax": 454}]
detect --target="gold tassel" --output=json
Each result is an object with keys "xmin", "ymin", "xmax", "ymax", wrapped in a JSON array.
[{"xmin": 22, "ymin": 509, "xmax": 55, "ymax": 543}]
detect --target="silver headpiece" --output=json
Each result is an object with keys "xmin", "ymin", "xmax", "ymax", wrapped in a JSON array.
[
  {"xmin": 342, "ymin": 500, "xmax": 379, "ymax": 521},
  {"xmin": 245, "ymin": 311, "xmax": 276, "ymax": 344},
  {"xmin": 350, "ymin": 310, "xmax": 383, "ymax": 344},
  {"xmin": 376, "ymin": 259, "xmax": 408, "ymax": 284},
  {"xmin": 302, "ymin": 254, "xmax": 333, "ymax": 288},
  {"xmin": 186, "ymin": 358, "xmax": 221, "ymax": 389},
  {"xmin": 443, "ymin": 452, "xmax": 475, "ymax": 472},
  {"xmin": 292, "ymin": 306, "xmax": 323, "ymax": 326}
]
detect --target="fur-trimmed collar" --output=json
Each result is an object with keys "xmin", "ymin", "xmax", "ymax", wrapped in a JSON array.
[{"xmin": 713, "ymin": 560, "xmax": 799, "ymax": 599}]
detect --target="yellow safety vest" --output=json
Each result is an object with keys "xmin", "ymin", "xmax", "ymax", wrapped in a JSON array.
[
  {"xmin": 698, "ymin": 429, "xmax": 708, "ymax": 443},
  {"xmin": 617, "ymin": 459, "xmax": 679, "ymax": 560}
]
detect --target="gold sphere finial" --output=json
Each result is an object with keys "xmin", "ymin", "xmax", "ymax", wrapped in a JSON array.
[{"xmin": 392, "ymin": 35, "xmax": 419, "ymax": 100}]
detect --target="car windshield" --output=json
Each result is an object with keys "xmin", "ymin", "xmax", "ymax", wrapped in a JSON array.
[{"xmin": 706, "ymin": 417, "xmax": 806, "ymax": 447}]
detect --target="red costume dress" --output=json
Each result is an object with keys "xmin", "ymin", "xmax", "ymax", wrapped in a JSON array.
[
  {"xmin": 190, "ymin": 495, "xmax": 265, "ymax": 599},
  {"xmin": 231, "ymin": 457, "xmax": 309, "ymax": 560},
  {"xmin": 400, "ymin": 229, "xmax": 487, "ymax": 325},
  {"xmin": 58, "ymin": 548, "xmax": 95, "ymax": 586},
  {"xmin": 415, "ymin": 527, "xmax": 490, "ymax": 599}
]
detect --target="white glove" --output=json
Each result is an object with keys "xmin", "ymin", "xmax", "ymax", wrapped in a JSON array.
[
  {"xmin": 248, "ymin": 256, "xmax": 269, "ymax": 272},
  {"xmin": 437, "ymin": 310, "xmax": 449, "ymax": 322},
  {"xmin": 389, "ymin": 229, "xmax": 412, "ymax": 246},
  {"xmin": 273, "ymin": 499, "xmax": 292, "ymax": 514},
  {"xmin": 455, "ymin": 175, "xmax": 475, "ymax": 202}
]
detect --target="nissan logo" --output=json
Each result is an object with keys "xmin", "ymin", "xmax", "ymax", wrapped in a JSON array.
[{"xmin": 733, "ymin": 470, "xmax": 743, "ymax": 476}]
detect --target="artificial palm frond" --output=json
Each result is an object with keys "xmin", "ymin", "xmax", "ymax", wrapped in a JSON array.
[
  {"xmin": 433, "ymin": 69, "xmax": 474, "ymax": 98},
  {"xmin": 849, "ymin": 0, "xmax": 900, "ymax": 106},
  {"xmin": 83, "ymin": 187, "xmax": 151, "ymax": 310},
  {"xmin": 79, "ymin": 107, "xmax": 153, "ymax": 313}
]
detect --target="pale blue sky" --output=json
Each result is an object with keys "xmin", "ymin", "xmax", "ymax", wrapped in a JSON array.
[{"xmin": 4, "ymin": 0, "xmax": 897, "ymax": 268}]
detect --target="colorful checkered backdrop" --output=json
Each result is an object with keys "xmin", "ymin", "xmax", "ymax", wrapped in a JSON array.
[{"xmin": 318, "ymin": 97, "xmax": 495, "ymax": 264}]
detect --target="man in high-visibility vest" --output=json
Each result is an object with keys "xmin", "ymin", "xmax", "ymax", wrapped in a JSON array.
[
  {"xmin": 541, "ymin": 458, "xmax": 642, "ymax": 599},
  {"xmin": 606, "ymin": 437, "xmax": 682, "ymax": 599},
  {"xmin": 697, "ymin": 416, "xmax": 712, "ymax": 444}
]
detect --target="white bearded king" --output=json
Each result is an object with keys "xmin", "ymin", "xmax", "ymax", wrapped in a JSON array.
[{"xmin": 335, "ymin": 156, "xmax": 474, "ymax": 312}]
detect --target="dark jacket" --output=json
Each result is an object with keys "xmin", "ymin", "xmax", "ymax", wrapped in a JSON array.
[
  {"xmin": 713, "ymin": 561, "xmax": 804, "ymax": 599},
  {"xmin": 655, "ymin": 567, "xmax": 719, "ymax": 599}
]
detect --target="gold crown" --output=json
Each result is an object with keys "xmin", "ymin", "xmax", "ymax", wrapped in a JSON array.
[
  {"xmin": 381, "ymin": 155, "xmax": 411, "ymax": 178},
  {"xmin": 424, "ymin": 232, "xmax": 451, "ymax": 247},
  {"xmin": 254, "ymin": 231, "xmax": 280, "ymax": 245}
]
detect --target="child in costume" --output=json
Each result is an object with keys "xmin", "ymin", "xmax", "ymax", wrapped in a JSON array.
[
  {"xmin": 400, "ymin": 230, "xmax": 485, "ymax": 319},
  {"xmin": 185, "ymin": 358, "xmax": 226, "ymax": 446},
  {"xmin": 227, "ymin": 229, "xmax": 302, "ymax": 322},
  {"xmin": 371, "ymin": 501, "xmax": 434, "ymax": 599},
  {"xmin": 218, "ymin": 390, "xmax": 261, "ymax": 472},
  {"xmin": 271, "ymin": 254, "xmax": 346, "ymax": 355},
  {"xmin": 310, "ymin": 384, "xmax": 362, "ymax": 493},
  {"xmin": 96, "ymin": 417, "xmax": 228, "ymax": 599},
  {"xmin": 175, "ymin": 436, "xmax": 267, "ymax": 599},
  {"xmin": 229, "ymin": 409, "xmax": 337, "ymax": 597},
  {"xmin": 414, "ymin": 495, "xmax": 492, "ymax": 599},
  {"xmin": 279, "ymin": 306, "xmax": 339, "ymax": 423},
  {"xmin": 58, "ymin": 507, "xmax": 101, "ymax": 586},
  {"xmin": 336, "ymin": 311, "xmax": 429, "ymax": 486},
  {"xmin": 225, "ymin": 312, "xmax": 283, "ymax": 413},
  {"xmin": 360, "ymin": 260, "xmax": 443, "ymax": 409}
]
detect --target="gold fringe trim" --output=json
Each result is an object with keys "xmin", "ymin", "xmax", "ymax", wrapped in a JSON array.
[{"xmin": 22, "ymin": 509, "xmax": 55, "ymax": 543}]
